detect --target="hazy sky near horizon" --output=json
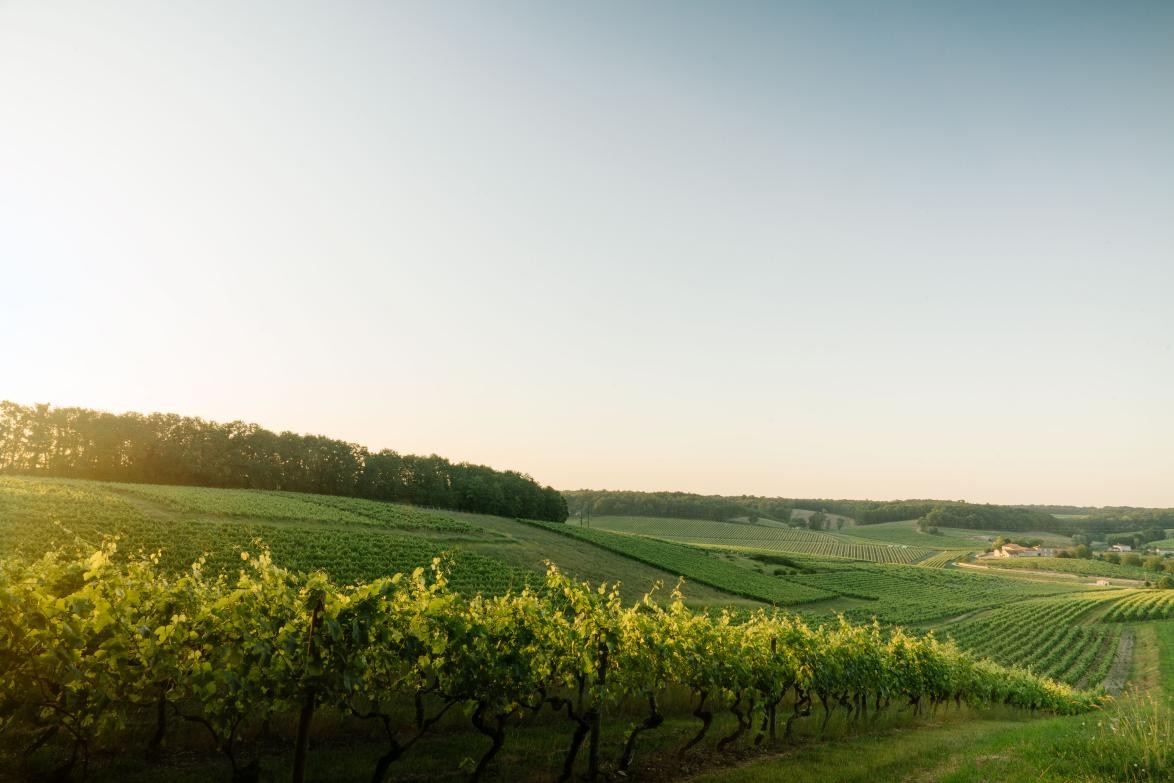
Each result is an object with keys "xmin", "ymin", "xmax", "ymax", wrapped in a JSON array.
[{"xmin": 2, "ymin": 1, "xmax": 1172, "ymax": 506}]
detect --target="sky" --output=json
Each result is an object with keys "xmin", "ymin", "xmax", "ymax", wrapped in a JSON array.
[{"xmin": 2, "ymin": 1, "xmax": 1172, "ymax": 506}]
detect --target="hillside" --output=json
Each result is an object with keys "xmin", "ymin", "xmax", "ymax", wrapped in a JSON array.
[{"xmin": 2, "ymin": 476, "xmax": 1171, "ymax": 782}]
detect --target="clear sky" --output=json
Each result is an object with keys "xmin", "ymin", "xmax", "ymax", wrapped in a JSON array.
[{"xmin": 2, "ymin": 1, "xmax": 1172, "ymax": 506}]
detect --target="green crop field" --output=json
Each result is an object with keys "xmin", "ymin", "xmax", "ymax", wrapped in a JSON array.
[
  {"xmin": 914, "ymin": 549, "xmax": 974, "ymax": 568},
  {"xmin": 529, "ymin": 521, "xmax": 836, "ymax": 605},
  {"xmin": 4, "ymin": 475, "xmax": 1172, "ymax": 783},
  {"xmin": 0, "ymin": 476, "xmax": 535, "ymax": 594},
  {"xmin": 786, "ymin": 562, "xmax": 1090, "ymax": 625},
  {"xmin": 837, "ymin": 518, "xmax": 1074, "ymax": 549},
  {"xmin": 979, "ymin": 555, "xmax": 1153, "ymax": 581},
  {"xmin": 940, "ymin": 592, "xmax": 1130, "ymax": 687},
  {"xmin": 0, "ymin": 477, "xmax": 757, "ymax": 606},
  {"xmin": 589, "ymin": 515, "xmax": 937, "ymax": 564},
  {"xmin": 1101, "ymin": 590, "xmax": 1174, "ymax": 622}
]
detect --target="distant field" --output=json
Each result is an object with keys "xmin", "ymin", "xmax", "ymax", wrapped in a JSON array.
[
  {"xmin": 838, "ymin": 519, "xmax": 1073, "ymax": 549},
  {"xmin": 916, "ymin": 549, "xmax": 974, "ymax": 568},
  {"xmin": 588, "ymin": 515, "xmax": 936, "ymax": 564},
  {"xmin": 786, "ymin": 562, "xmax": 1089, "ymax": 625},
  {"xmin": 979, "ymin": 555, "xmax": 1153, "ymax": 581},
  {"xmin": 530, "ymin": 521, "xmax": 836, "ymax": 605}
]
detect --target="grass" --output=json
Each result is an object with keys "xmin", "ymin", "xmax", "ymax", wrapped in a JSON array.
[
  {"xmin": 689, "ymin": 716, "xmax": 1044, "ymax": 783},
  {"xmin": 699, "ymin": 621, "xmax": 1174, "ymax": 782}
]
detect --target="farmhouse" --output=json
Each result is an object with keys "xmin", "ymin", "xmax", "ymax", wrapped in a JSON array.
[
  {"xmin": 1095, "ymin": 579, "xmax": 1111, "ymax": 586},
  {"xmin": 1109, "ymin": 544, "xmax": 1133, "ymax": 552}
]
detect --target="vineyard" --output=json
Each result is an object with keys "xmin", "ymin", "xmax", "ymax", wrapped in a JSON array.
[
  {"xmin": 786, "ymin": 564, "xmax": 1088, "ymax": 625},
  {"xmin": 0, "ymin": 477, "xmax": 533, "ymax": 594},
  {"xmin": 0, "ymin": 544, "xmax": 1099, "ymax": 783},
  {"xmin": 530, "ymin": 522, "xmax": 836, "ymax": 605},
  {"xmin": 2, "ymin": 475, "xmax": 1173, "ymax": 780},
  {"xmin": 1101, "ymin": 590, "xmax": 1174, "ymax": 622},
  {"xmin": 915, "ymin": 550, "xmax": 973, "ymax": 568},
  {"xmin": 588, "ymin": 516, "xmax": 936, "ymax": 564},
  {"xmin": 0, "ymin": 477, "xmax": 767, "ymax": 606},
  {"xmin": 941, "ymin": 593, "xmax": 1128, "ymax": 687},
  {"xmin": 116, "ymin": 482, "xmax": 478, "ymax": 533},
  {"xmin": 980, "ymin": 556, "xmax": 1152, "ymax": 581},
  {"xmin": 837, "ymin": 519, "xmax": 1072, "ymax": 550}
]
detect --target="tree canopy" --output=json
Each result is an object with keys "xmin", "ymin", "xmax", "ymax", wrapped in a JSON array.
[{"xmin": 0, "ymin": 401, "xmax": 567, "ymax": 522}]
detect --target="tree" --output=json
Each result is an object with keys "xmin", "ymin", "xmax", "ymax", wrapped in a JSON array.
[
  {"xmin": 0, "ymin": 401, "xmax": 569, "ymax": 522},
  {"xmin": 1074, "ymin": 544, "xmax": 1091, "ymax": 559},
  {"xmin": 1122, "ymin": 553, "xmax": 1143, "ymax": 567},
  {"xmin": 807, "ymin": 512, "xmax": 827, "ymax": 531},
  {"xmin": 1144, "ymin": 556, "xmax": 1165, "ymax": 572},
  {"xmin": 1104, "ymin": 552, "xmax": 1121, "ymax": 564}
]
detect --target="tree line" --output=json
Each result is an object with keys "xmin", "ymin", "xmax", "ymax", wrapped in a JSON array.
[
  {"xmin": 0, "ymin": 402, "xmax": 567, "ymax": 522},
  {"xmin": 561, "ymin": 490, "xmax": 1069, "ymax": 532},
  {"xmin": 562, "ymin": 490, "xmax": 753, "ymax": 522}
]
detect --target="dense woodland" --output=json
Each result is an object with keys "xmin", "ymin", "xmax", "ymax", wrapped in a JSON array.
[{"xmin": 0, "ymin": 402, "xmax": 567, "ymax": 522}]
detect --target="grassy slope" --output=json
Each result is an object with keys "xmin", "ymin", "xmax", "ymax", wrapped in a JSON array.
[
  {"xmin": 8, "ymin": 476, "xmax": 1170, "ymax": 781},
  {"xmin": 0, "ymin": 476, "xmax": 743, "ymax": 605}
]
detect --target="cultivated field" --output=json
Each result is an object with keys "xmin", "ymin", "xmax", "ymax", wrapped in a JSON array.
[{"xmin": 2, "ymin": 476, "xmax": 1172, "ymax": 782}]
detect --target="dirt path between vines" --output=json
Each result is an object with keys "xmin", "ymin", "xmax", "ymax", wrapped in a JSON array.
[{"xmin": 1103, "ymin": 628, "xmax": 1135, "ymax": 695}]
